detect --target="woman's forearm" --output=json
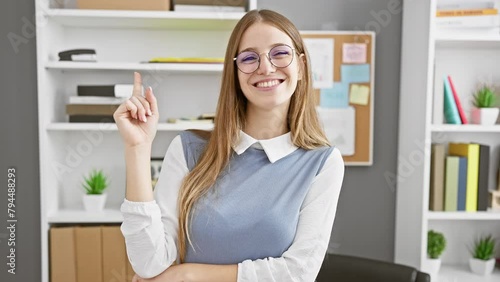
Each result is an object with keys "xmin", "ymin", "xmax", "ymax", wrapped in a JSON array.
[
  {"xmin": 182, "ymin": 263, "xmax": 238, "ymax": 282},
  {"xmin": 125, "ymin": 144, "xmax": 154, "ymax": 202}
]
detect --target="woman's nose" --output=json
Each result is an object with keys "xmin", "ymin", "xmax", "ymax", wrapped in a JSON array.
[{"xmin": 256, "ymin": 54, "xmax": 276, "ymax": 75}]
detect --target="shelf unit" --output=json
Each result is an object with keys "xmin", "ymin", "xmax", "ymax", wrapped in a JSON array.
[
  {"xmin": 35, "ymin": 1, "xmax": 256, "ymax": 281},
  {"xmin": 396, "ymin": 1, "xmax": 500, "ymax": 281},
  {"xmin": 45, "ymin": 61, "xmax": 224, "ymax": 72}
]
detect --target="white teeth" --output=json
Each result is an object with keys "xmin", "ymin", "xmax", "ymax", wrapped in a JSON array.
[{"xmin": 256, "ymin": 80, "xmax": 280, "ymax": 88}]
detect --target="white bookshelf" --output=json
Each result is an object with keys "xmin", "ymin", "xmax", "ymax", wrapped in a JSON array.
[
  {"xmin": 45, "ymin": 9, "xmax": 247, "ymax": 29},
  {"xmin": 431, "ymin": 125, "xmax": 500, "ymax": 132},
  {"xmin": 395, "ymin": 0, "xmax": 500, "ymax": 281},
  {"xmin": 46, "ymin": 122, "xmax": 215, "ymax": 131},
  {"xmin": 45, "ymin": 61, "xmax": 224, "ymax": 72},
  {"xmin": 35, "ymin": 0, "xmax": 256, "ymax": 281},
  {"xmin": 427, "ymin": 211, "xmax": 500, "ymax": 220},
  {"xmin": 48, "ymin": 209, "xmax": 123, "ymax": 223},
  {"xmin": 438, "ymin": 265, "xmax": 500, "ymax": 282}
]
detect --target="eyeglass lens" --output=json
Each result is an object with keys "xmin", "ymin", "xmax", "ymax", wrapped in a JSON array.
[{"xmin": 235, "ymin": 45, "xmax": 294, "ymax": 74}]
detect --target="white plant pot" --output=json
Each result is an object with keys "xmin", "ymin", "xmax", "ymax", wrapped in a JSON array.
[
  {"xmin": 426, "ymin": 258, "xmax": 442, "ymax": 275},
  {"xmin": 471, "ymin": 107, "xmax": 499, "ymax": 125},
  {"xmin": 83, "ymin": 194, "xmax": 107, "ymax": 212},
  {"xmin": 469, "ymin": 258, "xmax": 495, "ymax": 275}
]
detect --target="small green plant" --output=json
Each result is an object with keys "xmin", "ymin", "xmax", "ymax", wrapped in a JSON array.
[
  {"xmin": 428, "ymin": 230, "xmax": 446, "ymax": 259},
  {"xmin": 471, "ymin": 235, "xmax": 496, "ymax": 261},
  {"xmin": 473, "ymin": 85, "xmax": 497, "ymax": 108},
  {"xmin": 82, "ymin": 169, "xmax": 108, "ymax": 195}
]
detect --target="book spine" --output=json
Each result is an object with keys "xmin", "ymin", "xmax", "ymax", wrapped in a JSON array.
[
  {"xmin": 66, "ymin": 104, "xmax": 120, "ymax": 115},
  {"xmin": 477, "ymin": 144, "xmax": 490, "ymax": 211},
  {"xmin": 443, "ymin": 76, "xmax": 461, "ymax": 124},
  {"xmin": 436, "ymin": 8, "xmax": 498, "ymax": 17},
  {"xmin": 69, "ymin": 115, "xmax": 115, "ymax": 123},
  {"xmin": 78, "ymin": 86, "xmax": 115, "ymax": 97},
  {"xmin": 430, "ymin": 144, "xmax": 446, "ymax": 211},
  {"xmin": 457, "ymin": 157, "xmax": 467, "ymax": 211},
  {"xmin": 435, "ymin": 14, "xmax": 500, "ymax": 27},
  {"xmin": 447, "ymin": 75, "xmax": 468, "ymax": 124},
  {"xmin": 444, "ymin": 156, "xmax": 459, "ymax": 211}
]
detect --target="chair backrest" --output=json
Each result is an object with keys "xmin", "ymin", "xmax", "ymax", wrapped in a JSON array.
[{"xmin": 316, "ymin": 254, "xmax": 430, "ymax": 282}]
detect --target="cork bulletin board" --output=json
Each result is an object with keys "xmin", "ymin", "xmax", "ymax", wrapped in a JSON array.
[{"xmin": 301, "ymin": 31, "xmax": 375, "ymax": 166}]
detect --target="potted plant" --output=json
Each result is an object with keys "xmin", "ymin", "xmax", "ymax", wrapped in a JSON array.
[
  {"xmin": 427, "ymin": 230, "xmax": 446, "ymax": 275},
  {"xmin": 471, "ymin": 85, "xmax": 499, "ymax": 125},
  {"xmin": 82, "ymin": 169, "xmax": 109, "ymax": 212},
  {"xmin": 469, "ymin": 235, "xmax": 496, "ymax": 275}
]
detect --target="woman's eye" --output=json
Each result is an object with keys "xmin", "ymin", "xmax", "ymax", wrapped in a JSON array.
[
  {"xmin": 271, "ymin": 49, "xmax": 291, "ymax": 58},
  {"xmin": 241, "ymin": 55, "xmax": 258, "ymax": 63}
]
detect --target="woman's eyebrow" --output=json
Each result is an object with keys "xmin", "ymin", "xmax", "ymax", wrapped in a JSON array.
[{"xmin": 238, "ymin": 43, "xmax": 289, "ymax": 53}]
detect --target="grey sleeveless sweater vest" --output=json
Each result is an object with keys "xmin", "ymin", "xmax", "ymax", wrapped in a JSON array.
[{"xmin": 180, "ymin": 130, "xmax": 333, "ymax": 264}]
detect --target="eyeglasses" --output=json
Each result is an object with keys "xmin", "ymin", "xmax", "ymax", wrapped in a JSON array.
[{"xmin": 233, "ymin": 44, "xmax": 296, "ymax": 74}]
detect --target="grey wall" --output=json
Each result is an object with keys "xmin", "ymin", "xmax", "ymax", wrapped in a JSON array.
[
  {"xmin": 1, "ymin": 0, "xmax": 41, "ymax": 282},
  {"xmin": 258, "ymin": 0, "xmax": 402, "ymax": 262},
  {"xmin": 0, "ymin": 0, "xmax": 401, "ymax": 280}
]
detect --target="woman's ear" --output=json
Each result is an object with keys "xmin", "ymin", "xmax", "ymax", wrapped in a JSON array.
[{"xmin": 297, "ymin": 53, "xmax": 306, "ymax": 81}]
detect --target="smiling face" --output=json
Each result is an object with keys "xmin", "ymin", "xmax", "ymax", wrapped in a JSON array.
[{"xmin": 236, "ymin": 22, "xmax": 303, "ymax": 113}]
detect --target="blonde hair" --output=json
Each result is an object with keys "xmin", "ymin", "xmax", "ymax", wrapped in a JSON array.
[{"xmin": 177, "ymin": 9, "xmax": 330, "ymax": 263}]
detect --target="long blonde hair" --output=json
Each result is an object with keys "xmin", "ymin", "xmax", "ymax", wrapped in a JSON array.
[{"xmin": 177, "ymin": 9, "xmax": 330, "ymax": 263}]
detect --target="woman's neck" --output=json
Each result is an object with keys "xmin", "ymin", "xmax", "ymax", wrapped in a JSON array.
[{"xmin": 243, "ymin": 106, "xmax": 289, "ymax": 140}]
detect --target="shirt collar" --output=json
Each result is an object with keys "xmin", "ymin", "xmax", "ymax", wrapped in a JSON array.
[{"xmin": 232, "ymin": 130, "xmax": 299, "ymax": 163}]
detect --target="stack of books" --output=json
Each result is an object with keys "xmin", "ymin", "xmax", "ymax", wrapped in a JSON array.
[
  {"xmin": 443, "ymin": 75, "xmax": 468, "ymax": 124},
  {"xmin": 66, "ymin": 85, "xmax": 132, "ymax": 123},
  {"xmin": 435, "ymin": 0, "xmax": 500, "ymax": 33},
  {"xmin": 429, "ymin": 143, "xmax": 496, "ymax": 212}
]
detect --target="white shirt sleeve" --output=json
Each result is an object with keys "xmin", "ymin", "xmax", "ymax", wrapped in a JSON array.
[
  {"xmin": 120, "ymin": 135, "xmax": 188, "ymax": 279},
  {"xmin": 237, "ymin": 147, "xmax": 345, "ymax": 282}
]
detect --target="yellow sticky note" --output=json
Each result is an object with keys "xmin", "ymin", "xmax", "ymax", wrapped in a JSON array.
[{"xmin": 349, "ymin": 84, "xmax": 370, "ymax": 105}]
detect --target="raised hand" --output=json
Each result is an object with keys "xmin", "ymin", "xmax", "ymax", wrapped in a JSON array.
[{"xmin": 114, "ymin": 72, "xmax": 160, "ymax": 148}]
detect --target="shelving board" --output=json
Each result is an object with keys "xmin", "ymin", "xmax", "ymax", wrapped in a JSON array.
[
  {"xmin": 430, "ymin": 125, "xmax": 500, "ymax": 133},
  {"xmin": 438, "ymin": 264, "xmax": 500, "ymax": 282},
  {"xmin": 45, "ymin": 9, "xmax": 245, "ymax": 30},
  {"xmin": 45, "ymin": 61, "xmax": 224, "ymax": 73},
  {"xmin": 434, "ymin": 33, "xmax": 500, "ymax": 49},
  {"xmin": 427, "ymin": 211, "xmax": 500, "ymax": 221},
  {"xmin": 48, "ymin": 209, "xmax": 123, "ymax": 223},
  {"xmin": 46, "ymin": 122, "xmax": 215, "ymax": 131}
]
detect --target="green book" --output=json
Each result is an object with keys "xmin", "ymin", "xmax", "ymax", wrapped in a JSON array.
[{"xmin": 444, "ymin": 156, "xmax": 459, "ymax": 211}]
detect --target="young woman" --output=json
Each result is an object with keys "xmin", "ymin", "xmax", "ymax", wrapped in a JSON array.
[{"xmin": 114, "ymin": 9, "xmax": 344, "ymax": 282}]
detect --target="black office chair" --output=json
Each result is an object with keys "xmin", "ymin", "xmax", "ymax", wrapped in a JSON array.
[{"xmin": 316, "ymin": 254, "xmax": 430, "ymax": 282}]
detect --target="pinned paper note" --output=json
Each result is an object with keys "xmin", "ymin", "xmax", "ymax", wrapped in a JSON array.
[
  {"xmin": 316, "ymin": 106, "xmax": 356, "ymax": 156},
  {"xmin": 320, "ymin": 82, "xmax": 349, "ymax": 108},
  {"xmin": 342, "ymin": 43, "xmax": 367, "ymax": 64},
  {"xmin": 303, "ymin": 38, "xmax": 334, "ymax": 89},
  {"xmin": 341, "ymin": 64, "xmax": 370, "ymax": 83},
  {"xmin": 349, "ymin": 84, "xmax": 370, "ymax": 105}
]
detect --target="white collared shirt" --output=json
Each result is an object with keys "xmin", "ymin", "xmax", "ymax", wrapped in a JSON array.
[{"xmin": 120, "ymin": 130, "xmax": 345, "ymax": 281}]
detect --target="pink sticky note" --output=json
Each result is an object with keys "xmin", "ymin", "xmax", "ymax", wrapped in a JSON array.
[{"xmin": 342, "ymin": 43, "xmax": 367, "ymax": 64}]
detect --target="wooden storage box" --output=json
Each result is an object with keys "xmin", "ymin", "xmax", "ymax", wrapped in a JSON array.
[{"xmin": 76, "ymin": 0, "xmax": 171, "ymax": 11}]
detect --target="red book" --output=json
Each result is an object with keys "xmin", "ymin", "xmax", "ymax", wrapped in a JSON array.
[{"xmin": 448, "ymin": 75, "xmax": 468, "ymax": 124}]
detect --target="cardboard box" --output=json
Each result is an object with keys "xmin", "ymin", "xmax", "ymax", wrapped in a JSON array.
[
  {"xmin": 173, "ymin": 0, "xmax": 246, "ymax": 7},
  {"xmin": 102, "ymin": 226, "xmax": 127, "ymax": 282},
  {"xmin": 50, "ymin": 227, "xmax": 77, "ymax": 282},
  {"xmin": 77, "ymin": 0, "xmax": 171, "ymax": 11},
  {"xmin": 75, "ymin": 226, "xmax": 103, "ymax": 282},
  {"xmin": 126, "ymin": 258, "xmax": 136, "ymax": 281}
]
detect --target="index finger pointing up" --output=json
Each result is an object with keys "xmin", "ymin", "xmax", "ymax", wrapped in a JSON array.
[{"xmin": 133, "ymin": 72, "xmax": 143, "ymax": 97}]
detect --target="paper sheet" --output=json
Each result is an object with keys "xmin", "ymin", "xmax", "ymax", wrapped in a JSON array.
[
  {"xmin": 320, "ymin": 82, "xmax": 349, "ymax": 108},
  {"xmin": 342, "ymin": 43, "xmax": 367, "ymax": 64},
  {"xmin": 341, "ymin": 64, "xmax": 370, "ymax": 83},
  {"xmin": 316, "ymin": 106, "xmax": 356, "ymax": 156},
  {"xmin": 303, "ymin": 38, "xmax": 334, "ymax": 89},
  {"xmin": 349, "ymin": 84, "xmax": 370, "ymax": 105}
]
